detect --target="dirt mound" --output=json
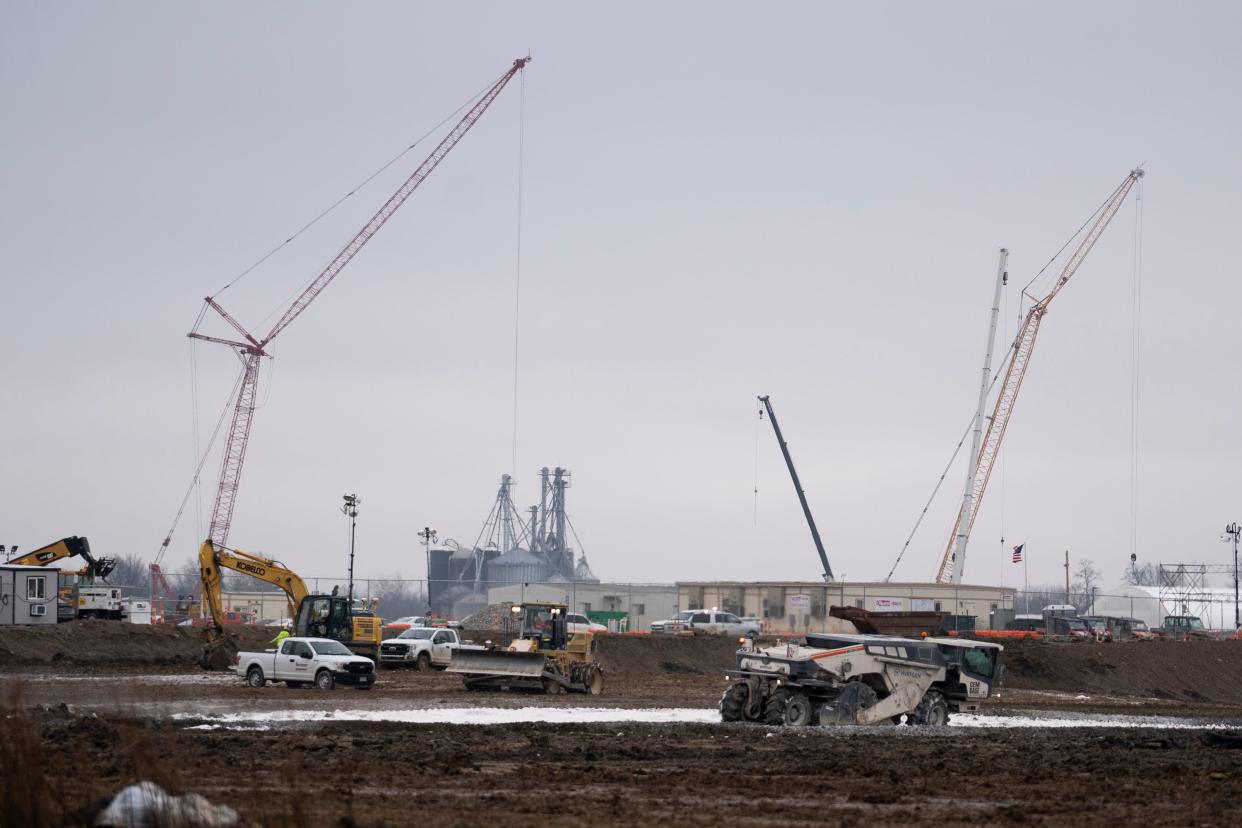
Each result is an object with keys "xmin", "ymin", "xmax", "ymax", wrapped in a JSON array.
[
  {"xmin": 595, "ymin": 634, "xmax": 739, "ymax": 675},
  {"xmin": 0, "ymin": 622, "xmax": 272, "ymax": 668},
  {"xmin": 999, "ymin": 639, "xmax": 1242, "ymax": 703},
  {"xmin": 459, "ymin": 603, "xmax": 512, "ymax": 632}
]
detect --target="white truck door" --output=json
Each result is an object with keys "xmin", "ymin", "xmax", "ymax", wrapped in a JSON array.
[
  {"xmin": 288, "ymin": 641, "xmax": 313, "ymax": 678},
  {"xmin": 432, "ymin": 630, "xmax": 454, "ymax": 664}
]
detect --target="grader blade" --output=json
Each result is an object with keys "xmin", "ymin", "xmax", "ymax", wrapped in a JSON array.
[{"xmin": 447, "ymin": 650, "xmax": 546, "ymax": 678}]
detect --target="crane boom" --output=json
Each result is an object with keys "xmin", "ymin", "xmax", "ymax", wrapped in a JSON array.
[
  {"xmin": 945, "ymin": 249, "xmax": 1008, "ymax": 583},
  {"xmin": 187, "ymin": 57, "xmax": 530, "ymax": 548},
  {"xmin": 261, "ymin": 57, "xmax": 530, "ymax": 347},
  {"xmin": 936, "ymin": 168, "xmax": 1143, "ymax": 584},
  {"xmin": 758, "ymin": 395, "xmax": 834, "ymax": 581}
]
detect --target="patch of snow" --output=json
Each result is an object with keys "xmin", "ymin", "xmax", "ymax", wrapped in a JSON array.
[
  {"xmin": 952, "ymin": 712, "xmax": 1228, "ymax": 729},
  {"xmin": 177, "ymin": 707, "xmax": 720, "ymax": 727}
]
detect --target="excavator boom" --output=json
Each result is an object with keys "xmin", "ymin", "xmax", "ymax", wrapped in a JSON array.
[
  {"xmin": 197, "ymin": 539, "xmax": 308, "ymax": 632},
  {"xmin": 10, "ymin": 536, "xmax": 116, "ymax": 580}
]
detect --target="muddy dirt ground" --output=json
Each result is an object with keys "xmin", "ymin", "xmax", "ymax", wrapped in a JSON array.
[{"xmin": 4, "ymin": 624, "xmax": 1242, "ymax": 826}]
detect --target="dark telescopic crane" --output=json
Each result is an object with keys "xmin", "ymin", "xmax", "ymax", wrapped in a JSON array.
[{"xmin": 758, "ymin": 396, "xmax": 834, "ymax": 581}]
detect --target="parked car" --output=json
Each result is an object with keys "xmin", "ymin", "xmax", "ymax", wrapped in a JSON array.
[
  {"xmin": 566, "ymin": 613, "xmax": 607, "ymax": 634},
  {"xmin": 1156, "ymin": 615, "xmax": 1210, "ymax": 639},
  {"xmin": 233, "ymin": 637, "xmax": 375, "ymax": 690},
  {"xmin": 379, "ymin": 627, "xmax": 483, "ymax": 670},
  {"xmin": 1045, "ymin": 615, "xmax": 1091, "ymax": 640},
  {"xmin": 650, "ymin": 610, "xmax": 698, "ymax": 634},
  {"xmin": 1080, "ymin": 616, "xmax": 1113, "ymax": 641},
  {"xmin": 1125, "ymin": 618, "xmax": 1157, "ymax": 640},
  {"xmin": 682, "ymin": 610, "xmax": 760, "ymax": 637}
]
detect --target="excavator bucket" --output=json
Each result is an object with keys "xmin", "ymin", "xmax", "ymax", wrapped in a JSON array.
[{"xmin": 447, "ymin": 649, "xmax": 546, "ymax": 678}]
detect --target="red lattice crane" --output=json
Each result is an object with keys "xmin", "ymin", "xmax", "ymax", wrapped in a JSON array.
[
  {"xmin": 935, "ymin": 168, "xmax": 1144, "ymax": 584},
  {"xmin": 182, "ymin": 57, "xmax": 530, "ymax": 550}
]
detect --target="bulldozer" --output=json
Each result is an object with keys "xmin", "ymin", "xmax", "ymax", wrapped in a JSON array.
[
  {"xmin": 721, "ymin": 632, "xmax": 1003, "ymax": 727},
  {"xmin": 448, "ymin": 602, "xmax": 603, "ymax": 695}
]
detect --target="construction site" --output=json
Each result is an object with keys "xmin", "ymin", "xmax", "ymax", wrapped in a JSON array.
[{"xmin": 4, "ymin": 4, "xmax": 1242, "ymax": 827}]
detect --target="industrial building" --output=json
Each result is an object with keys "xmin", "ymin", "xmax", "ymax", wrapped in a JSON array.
[
  {"xmin": 0, "ymin": 563, "xmax": 58, "ymax": 625},
  {"xmin": 486, "ymin": 581, "xmax": 679, "ymax": 631},
  {"xmin": 677, "ymin": 580, "xmax": 1015, "ymax": 634}
]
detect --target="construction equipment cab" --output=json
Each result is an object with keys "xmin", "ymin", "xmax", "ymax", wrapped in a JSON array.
[
  {"xmin": 448, "ymin": 602, "xmax": 603, "ymax": 695},
  {"xmin": 198, "ymin": 540, "xmax": 380, "ymax": 664}
]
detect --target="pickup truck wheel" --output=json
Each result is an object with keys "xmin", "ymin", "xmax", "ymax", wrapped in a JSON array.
[
  {"xmin": 245, "ymin": 667, "xmax": 265, "ymax": 688},
  {"xmin": 315, "ymin": 669, "xmax": 335, "ymax": 691},
  {"xmin": 416, "ymin": 652, "xmax": 432, "ymax": 671}
]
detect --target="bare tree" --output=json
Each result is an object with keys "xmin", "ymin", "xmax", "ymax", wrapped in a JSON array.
[
  {"xmin": 1122, "ymin": 561, "xmax": 1159, "ymax": 586},
  {"xmin": 107, "ymin": 553, "xmax": 148, "ymax": 588},
  {"xmin": 1072, "ymin": 559, "xmax": 1101, "ymax": 611}
]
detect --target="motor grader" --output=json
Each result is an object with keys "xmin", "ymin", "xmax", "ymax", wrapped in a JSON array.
[
  {"xmin": 448, "ymin": 602, "xmax": 603, "ymax": 695},
  {"xmin": 721, "ymin": 632, "xmax": 1003, "ymax": 727}
]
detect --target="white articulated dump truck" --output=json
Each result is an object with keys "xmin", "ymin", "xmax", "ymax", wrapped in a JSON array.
[{"xmin": 721, "ymin": 632, "xmax": 1003, "ymax": 727}]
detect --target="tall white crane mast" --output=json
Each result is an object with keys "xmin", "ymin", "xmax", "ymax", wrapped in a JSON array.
[
  {"xmin": 943, "ymin": 249, "xmax": 1008, "ymax": 584},
  {"xmin": 936, "ymin": 169, "xmax": 1144, "ymax": 584}
]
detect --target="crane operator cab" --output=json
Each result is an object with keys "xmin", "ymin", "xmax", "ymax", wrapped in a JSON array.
[{"xmin": 294, "ymin": 595, "xmax": 380, "ymax": 658}]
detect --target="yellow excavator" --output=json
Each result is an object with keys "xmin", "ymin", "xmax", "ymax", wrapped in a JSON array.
[
  {"xmin": 8, "ymin": 536, "xmax": 116, "ymax": 579},
  {"xmin": 198, "ymin": 540, "xmax": 381, "ymax": 667}
]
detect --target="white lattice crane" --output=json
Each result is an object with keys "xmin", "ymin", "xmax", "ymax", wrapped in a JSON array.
[{"xmin": 936, "ymin": 168, "xmax": 1144, "ymax": 584}]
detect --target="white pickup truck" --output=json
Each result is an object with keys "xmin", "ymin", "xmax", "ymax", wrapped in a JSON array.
[
  {"xmin": 232, "ymin": 637, "xmax": 376, "ymax": 690},
  {"xmin": 379, "ymin": 626, "xmax": 483, "ymax": 670}
]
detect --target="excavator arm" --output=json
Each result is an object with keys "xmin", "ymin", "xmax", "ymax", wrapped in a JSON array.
[
  {"xmin": 197, "ymin": 539, "xmax": 308, "ymax": 635},
  {"xmin": 10, "ymin": 536, "xmax": 116, "ymax": 579}
]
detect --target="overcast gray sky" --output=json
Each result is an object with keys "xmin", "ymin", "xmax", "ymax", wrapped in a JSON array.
[{"xmin": 3, "ymin": 1, "xmax": 1239, "ymax": 590}]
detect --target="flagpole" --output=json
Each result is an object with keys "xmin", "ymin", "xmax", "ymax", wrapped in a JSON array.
[{"xmin": 1023, "ymin": 546, "xmax": 1029, "ymax": 612}]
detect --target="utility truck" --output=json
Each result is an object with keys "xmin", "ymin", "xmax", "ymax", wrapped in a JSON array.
[
  {"xmin": 232, "ymin": 636, "xmax": 376, "ymax": 690},
  {"xmin": 721, "ymin": 632, "xmax": 1003, "ymax": 727},
  {"xmin": 379, "ymin": 627, "xmax": 482, "ymax": 670}
]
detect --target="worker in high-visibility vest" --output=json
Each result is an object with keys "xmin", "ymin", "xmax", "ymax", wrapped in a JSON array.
[{"xmin": 272, "ymin": 625, "xmax": 291, "ymax": 648}]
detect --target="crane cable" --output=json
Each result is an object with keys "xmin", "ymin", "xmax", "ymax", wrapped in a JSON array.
[
  {"xmin": 155, "ymin": 363, "xmax": 247, "ymax": 567},
  {"xmin": 885, "ymin": 343, "xmax": 1017, "ymax": 582},
  {"xmin": 207, "ymin": 75, "xmax": 505, "ymax": 304},
  {"xmin": 1130, "ymin": 175, "xmax": 1145, "ymax": 563},
  {"xmin": 511, "ymin": 67, "xmax": 526, "ymax": 479}
]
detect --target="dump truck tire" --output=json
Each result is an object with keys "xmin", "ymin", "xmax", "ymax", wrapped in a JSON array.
[
  {"xmin": 763, "ymin": 688, "xmax": 791, "ymax": 725},
  {"xmin": 783, "ymin": 693, "xmax": 814, "ymax": 727},
  {"xmin": 719, "ymin": 682, "xmax": 748, "ymax": 722},
  {"xmin": 910, "ymin": 689, "xmax": 950, "ymax": 726}
]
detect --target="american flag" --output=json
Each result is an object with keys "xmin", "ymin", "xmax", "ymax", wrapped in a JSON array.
[{"xmin": 1012, "ymin": 543, "xmax": 1024, "ymax": 563}]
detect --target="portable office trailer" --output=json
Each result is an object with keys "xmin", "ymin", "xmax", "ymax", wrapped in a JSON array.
[{"xmin": 0, "ymin": 564, "xmax": 59, "ymax": 625}]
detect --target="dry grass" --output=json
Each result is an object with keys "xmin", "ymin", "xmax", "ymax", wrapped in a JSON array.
[{"xmin": 0, "ymin": 681, "xmax": 57, "ymax": 828}]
